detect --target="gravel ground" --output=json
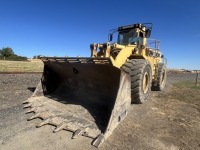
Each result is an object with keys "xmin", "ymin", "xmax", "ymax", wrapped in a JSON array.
[
  {"xmin": 0, "ymin": 74, "xmax": 42, "ymax": 146},
  {"xmin": 0, "ymin": 73, "xmax": 200, "ymax": 150}
]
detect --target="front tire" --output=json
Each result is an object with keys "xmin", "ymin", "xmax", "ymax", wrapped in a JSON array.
[{"xmin": 122, "ymin": 59, "xmax": 152, "ymax": 104}]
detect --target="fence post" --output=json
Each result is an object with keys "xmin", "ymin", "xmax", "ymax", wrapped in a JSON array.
[{"xmin": 195, "ymin": 71, "xmax": 199, "ymax": 87}]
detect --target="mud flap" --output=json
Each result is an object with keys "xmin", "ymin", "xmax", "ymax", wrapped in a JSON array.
[{"xmin": 23, "ymin": 59, "xmax": 131, "ymax": 147}]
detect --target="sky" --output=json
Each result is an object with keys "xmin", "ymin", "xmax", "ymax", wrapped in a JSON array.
[{"xmin": 0, "ymin": 0, "xmax": 200, "ymax": 70}]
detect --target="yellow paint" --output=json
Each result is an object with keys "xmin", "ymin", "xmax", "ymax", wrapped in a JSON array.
[{"xmin": 90, "ymin": 25, "xmax": 164, "ymax": 81}]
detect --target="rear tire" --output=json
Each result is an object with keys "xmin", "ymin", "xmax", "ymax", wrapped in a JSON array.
[
  {"xmin": 152, "ymin": 63, "xmax": 167, "ymax": 91},
  {"xmin": 122, "ymin": 59, "xmax": 152, "ymax": 104}
]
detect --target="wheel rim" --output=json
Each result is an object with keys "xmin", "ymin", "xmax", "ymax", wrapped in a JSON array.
[{"xmin": 143, "ymin": 72, "xmax": 149, "ymax": 93}]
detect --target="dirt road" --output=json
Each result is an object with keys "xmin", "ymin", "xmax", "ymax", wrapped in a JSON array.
[{"xmin": 0, "ymin": 73, "xmax": 200, "ymax": 150}]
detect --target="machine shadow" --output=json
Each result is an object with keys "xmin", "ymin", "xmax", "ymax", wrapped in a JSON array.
[
  {"xmin": 45, "ymin": 85, "xmax": 117, "ymax": 132},
  {"xmin": 27, "ymin": 87, "xmax": 36, "ymax": 92}
]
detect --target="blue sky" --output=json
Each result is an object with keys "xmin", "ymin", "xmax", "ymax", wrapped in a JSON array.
[{"xmin": 0, "ymin": 0, "xmax": 199, "ymax": 69}]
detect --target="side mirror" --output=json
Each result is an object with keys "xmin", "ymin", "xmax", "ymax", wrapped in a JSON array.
[
  {"xmin": 145, "ymin": 29, "xmax": 151, "ymax": 38},
  {"xmin": 109, "ymin": 34, "xmax": 113, "ymax": 42}
]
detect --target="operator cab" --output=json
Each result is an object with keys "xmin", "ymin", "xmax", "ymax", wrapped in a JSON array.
[
  {"xmin": 117, "ymin": 29, "xmax": 142, "ymax": 45},
  {"xmin": 109, "ymin": 23, "xmax": 152, "ymax": 46}
]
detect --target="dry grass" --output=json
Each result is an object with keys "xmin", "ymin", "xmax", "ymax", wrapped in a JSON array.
[
  {"xmin": 0, "ymin": 60, "xmax": 43, "ymax": 72},
  {"xmin": 173, "ymin": 80, "xmax": 200, "ymax": 90}
]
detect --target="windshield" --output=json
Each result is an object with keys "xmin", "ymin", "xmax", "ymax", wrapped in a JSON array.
[{"xmin": 117, "ymin": 29, "xmax": 138, "ymax": 45}]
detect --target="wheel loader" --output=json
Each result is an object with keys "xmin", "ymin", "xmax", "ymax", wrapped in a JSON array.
[{"xmin": 23, "ymin": 23, "xmax": 167, "ymax": 147}]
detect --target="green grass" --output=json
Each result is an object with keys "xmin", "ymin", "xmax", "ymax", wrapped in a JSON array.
[
  {"xmin": 173, "ymin": 80, "xmax": 200, "ymax": 90},
  {"xmin": 0, "ymin": 60, "xmax": 43, "ymax": 72}
]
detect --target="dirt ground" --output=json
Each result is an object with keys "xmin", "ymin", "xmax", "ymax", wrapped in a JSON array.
[{"xmin": 0, "ymin": 73, "xmax": 200, "ymax": 150}]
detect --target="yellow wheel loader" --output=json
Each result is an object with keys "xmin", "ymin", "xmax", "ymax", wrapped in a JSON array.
[{"xmin": 23, "ymin": 23, "xmax": 167, "ymax": 147}]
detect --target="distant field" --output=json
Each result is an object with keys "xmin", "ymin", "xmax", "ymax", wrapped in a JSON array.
[
  {"xmin": 0, "ymin": 60, "xmax": 43, "ymax": 72},
  {"xmin": 173, "ymin": 80, "xmax": 200, "ymax": 90}
]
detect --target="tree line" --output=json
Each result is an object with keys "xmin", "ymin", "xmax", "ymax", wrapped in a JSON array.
[{"xmin": 0, "ymin": 47, "xmax": 27, "ymax": 61}]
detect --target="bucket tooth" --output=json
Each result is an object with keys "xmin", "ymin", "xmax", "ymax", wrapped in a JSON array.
[
  {"xmin": 23, "ymin": 103, "xmax": 32, "ymax": 109},
  {"xmin": 23, "ymin": 97, "xmax": 39, "ymax": 104},
  {"xmin": 25, "ymin": 108, "xmax": 36, "ymax": 114},
  {"xmin": 27, "ymin": 113, "xmax": 41, "ymax": 121},
  {"xmin": 22, "ymin": 100, "xmax": 29, "ymax": 104},
  {"xmin": 72, "ymin": 124, "xmax": 92, "ymax": 139},
  {"xmin": 36, "ymin": 118, "xmax": 51, "ymax": 128},
  {"xmin": 22, "ymin": 98, "xmax": 33, "ymax": 104},
  {"xmin": 72, "ymin": 129, "xmax": 85, "ymax": 139},
  {"xmin": 53, "ymin": 123, "xmax": 67, "ymax": 133},
  {"xmin": 92, "ymin": 133, "xmax": 105, "ymax": 147}
]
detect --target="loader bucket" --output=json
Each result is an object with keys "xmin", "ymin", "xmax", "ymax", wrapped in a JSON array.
[{"xmin": 23, "ymin": 57, "xmax": 131, "ymax": 147}]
